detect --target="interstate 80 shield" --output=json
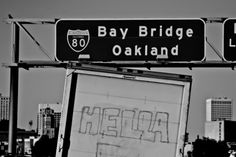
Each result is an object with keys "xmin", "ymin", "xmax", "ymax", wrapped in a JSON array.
[{"xmin": 67, "ymin": 29, "xmax": 90, "ymax": 53}]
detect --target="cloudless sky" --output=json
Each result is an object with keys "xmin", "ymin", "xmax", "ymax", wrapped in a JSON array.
[{"xmin": 1, "ymin": 0, "xmax": 236, "ymax": 141}]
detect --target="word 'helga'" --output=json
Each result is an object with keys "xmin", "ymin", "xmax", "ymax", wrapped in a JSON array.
[{"xmin": 78, "ymin": 106, "xmax": 169, "ymax": 143}]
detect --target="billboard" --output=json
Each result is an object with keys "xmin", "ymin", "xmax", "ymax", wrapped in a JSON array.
[
  {"xmin": 56, "ymin": 65, "xmax": 192, "ymax": 157},
  {"xmin": 55, "ymin": 19, "xmax": 205, "ymax": 62}
]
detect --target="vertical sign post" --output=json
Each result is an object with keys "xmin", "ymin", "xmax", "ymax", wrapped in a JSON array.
[{"xmin": 8, "ymin": 22, "xmax": 19, "ymax": 156}]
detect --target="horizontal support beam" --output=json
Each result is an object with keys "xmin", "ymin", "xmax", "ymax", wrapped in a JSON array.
[
  {"xmin": 93, "ymin": 61, "xmax": 236, "ymax": 69},
  {"xmin": 2, "ymin": 61, "xmax": 67, "ymax": 69},
  {"xmin": 3, "ymin": 60, "xmax": 236, "ymax": 69},
  {"xmin": 5, "ymin": 18, "xmax": 58, "ymax": 24},
  {"xmin": 5, "ymin": 17, "xmax": 229, "ymax": 25}
]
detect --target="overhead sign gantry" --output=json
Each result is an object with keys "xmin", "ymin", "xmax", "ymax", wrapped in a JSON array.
[
  {"xmin": 4, "ymin": 16, "xmax": 236, "ymax": 156},
  {"xmin": 55, "ymin": 19, "xmax": 205, "ymax": 62}
]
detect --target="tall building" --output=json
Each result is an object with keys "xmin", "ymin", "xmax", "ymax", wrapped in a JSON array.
[
  {"xmin": 37, "ymin": 103, "xmax": 61, "ymax": 138},
  {"xmin": 206, "ymin": 97, "xmax": 232, "ymax": 121},
  {"xmin": 205, "ymin": 120, "xmax": 236, "ymax": 142},
  {"xmin": 0, "ymin": 93, "xmax": 10, "ymax": 120}
]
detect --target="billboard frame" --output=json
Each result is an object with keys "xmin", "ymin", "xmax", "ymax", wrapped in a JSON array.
[{"xmin": 56, "ymin": 65, "xmax": 192, "ymax": 157}]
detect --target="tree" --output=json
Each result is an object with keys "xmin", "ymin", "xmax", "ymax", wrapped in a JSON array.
[
  {"xmin": 28, "ymin": 120, "xmax": 33, "ymax": 130},
  {"xmin": 32, "ymin": 135, "xmax": 50, "ymax": 157},
  {"xmin": 0, "ymin": 119, "xmax": 9, "ymax": 131},
  {"xmin": 32, "ymin": 135, "xmax": 58, "ymax": 157},
  {"xmin": 192, "ymin": 137, "xmax": 229, "ymax": 157}
]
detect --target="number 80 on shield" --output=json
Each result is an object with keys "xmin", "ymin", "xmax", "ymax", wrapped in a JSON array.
[{"xmin": 67, "ymin": 29, "xmax": 90, "ymax": 53}]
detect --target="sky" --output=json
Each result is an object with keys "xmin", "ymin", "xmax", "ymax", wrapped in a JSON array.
[{"xmin": 1, "ymin": 0, "xmax": 236, "ymax": 141}]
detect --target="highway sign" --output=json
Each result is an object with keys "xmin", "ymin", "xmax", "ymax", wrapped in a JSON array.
[
  {"xmin": 55, "ymin": 19, "xmax": 205, "ymax": 62},
  {"xmin": 223, "ymin": 18, "xmax": 236, "ymax": 61}
]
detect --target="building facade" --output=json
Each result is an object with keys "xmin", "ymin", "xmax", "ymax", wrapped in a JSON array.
[
  {"xmin": 37, "ymin": 103, "xmax": 61, "ymax": 138},
  {"xmin": 206, "ymin": 97, "xmax": 232, "ymax": 121},
  {"xmin": 0, "ymin": 93, "xmax": 10, "ymax": 120},
  {"xmin": 205, "ymin": 120, "xmax": 236, "ymax": 142}
]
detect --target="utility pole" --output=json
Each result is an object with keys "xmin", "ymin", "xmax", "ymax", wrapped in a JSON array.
[{"xmin": 8, "ymin": 20, "xmax": 19, "ymax": 156}]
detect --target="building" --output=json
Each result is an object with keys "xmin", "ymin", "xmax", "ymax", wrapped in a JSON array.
[
  {"xmin": 206, "ymin": 97, "xmax": 232, "ymax": 121},
  {"xmin": 0, "ymin": 129, "xmax": 38, "ymax": 155},
  {"xmin": 37, "ymin": 103, "xmax": 61, "ymax": 138},
  {"xmin": 205, "ymin": 120, "xmax": 236, "ymax": 142},
  {"xmin": 0, "ymin": 93, "xmax": 10, "ymax": 121}
]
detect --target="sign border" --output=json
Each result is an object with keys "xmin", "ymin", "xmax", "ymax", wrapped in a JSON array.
[
  {"xmin": 55, "ymin": 18, "xmax": 206, "ymax": 63},
  {"xmin": 222, "ymin": 18, "xmax": 236, "ymax": 62}
]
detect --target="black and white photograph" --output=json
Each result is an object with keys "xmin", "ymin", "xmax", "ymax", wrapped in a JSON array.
[{"xmin": 0, "ymin": 0, "xmax": 236, "ymax": 157}]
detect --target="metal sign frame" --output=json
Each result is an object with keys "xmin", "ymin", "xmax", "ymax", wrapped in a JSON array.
[{"xmin": 56, "ymin": 66, "xmax": 192, "ymax": 157}]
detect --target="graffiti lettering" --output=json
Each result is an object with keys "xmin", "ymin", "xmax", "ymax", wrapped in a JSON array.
[{"xmin": 79, "ymin": 106, "xmax": 169, "ymax": 143}]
